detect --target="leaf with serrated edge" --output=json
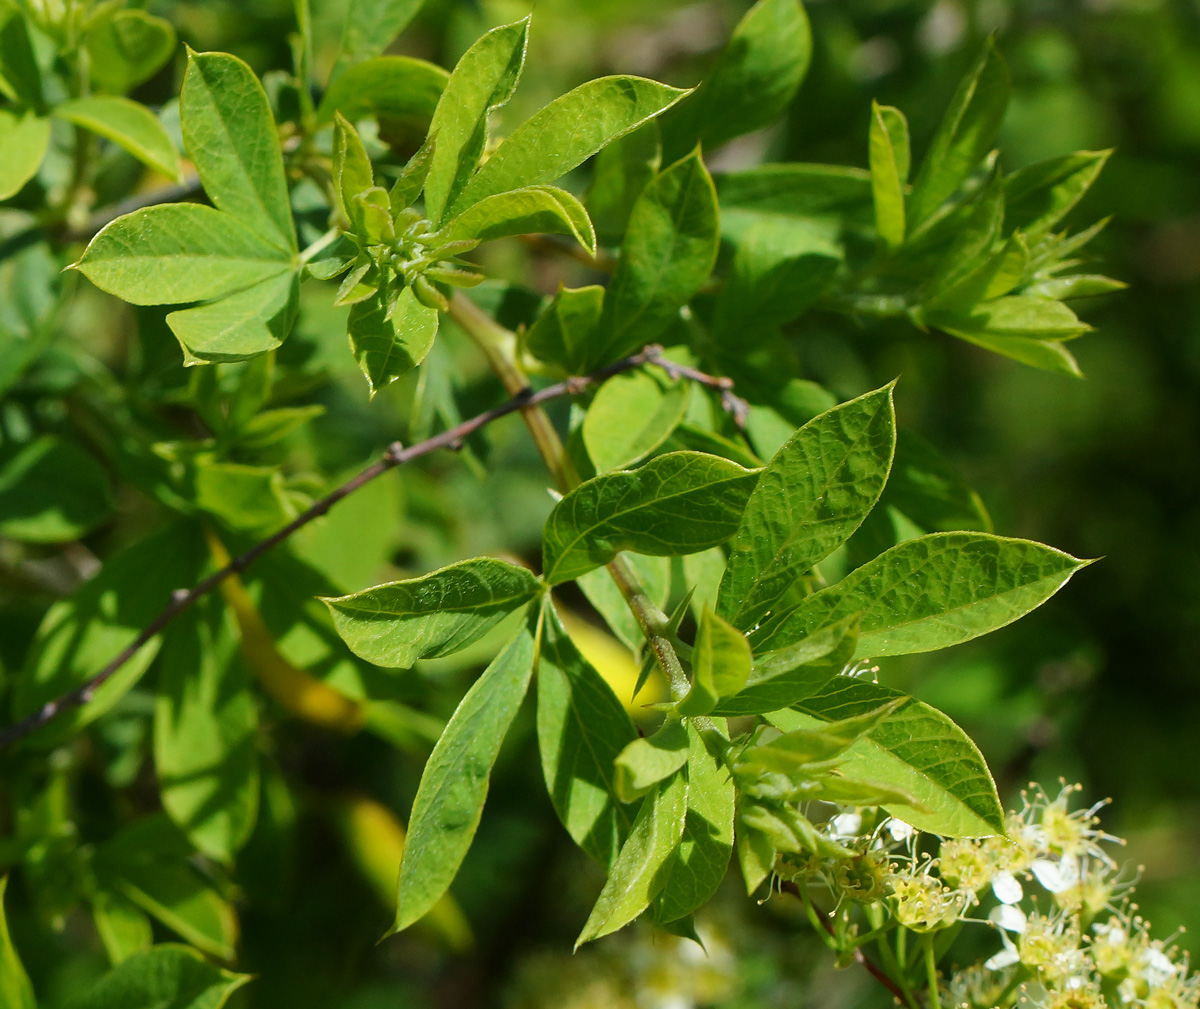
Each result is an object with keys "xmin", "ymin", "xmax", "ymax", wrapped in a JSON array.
[
  {"xmin": 452, "ymin": 76, "xmax": 690, "ymax": 217},
  {"xmin": 755, "ymin": 532, "xmax": 1091, "ymax": 657},
  {"xmin": 576, "ymin": 769, "xmax": 688, "ymax": 947},
  {"xmin": 770, "ymin": 678, "xmax": 1004, "ymax": 836},
  {"xmin": 594, "ymin": 151, "xmax": 718, "ymax": 366},
  {"xmin": 181, "ymin": 49, "xmax": 296, "ymax": 251},
  {"xmin": 53, "ymin": 97, "xmax": 181, "ymax": 181},
  {"xmin": 717, "ymin": 384, "xmax": 895, "ymax": 632},
  {"xmin": 443, "ymin": 185, "xmax": 596, "ymax": 254},
  {"xmin": 423, "ymin": 17, "xmax": 529, "ymax": 225},
  {"xmin": 542, "ymin": 451, "xmax": 760, "ymax": 584},
  {"xmin": 652, "ymin": 722, "xmax": 735, "ymax": 923},
  {"xmin": 393, "ymin": 625, "xmax": 536, "ymax": 932},
  {"xmin": 63, "ymin": 944, "xmax": 249, "ymax": 1009},
  {"xmin": 74, "ymin": 204, "xmax": 293, "ymax": 306},
  {"xmin": 537, "ymin": 601, "xmax": 638, "ymax": 868}
]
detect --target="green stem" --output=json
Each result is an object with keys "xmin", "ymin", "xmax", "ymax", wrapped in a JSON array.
[
  {"xmin": 299, "ymin": 226, "xmax": 342, "ymax": 264},
  {"xmin": 923, "ymin": 934, "xmax": 943, "ymax": 1009}
]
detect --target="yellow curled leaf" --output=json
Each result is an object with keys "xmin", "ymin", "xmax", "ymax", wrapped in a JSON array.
[{"xmin": 205, "ymin": 529, "xmax": 364, "ymax": 732}]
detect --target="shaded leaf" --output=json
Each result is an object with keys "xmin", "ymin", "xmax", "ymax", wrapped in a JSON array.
[
  {"xmin": 86, "ymin": 10, "xmax": 176, "ymax": 95},
  {"xmin": 0, "ymin": 11, "xmax": 43, "ymax": 108},
  {"xmin": 869, "ymin": 101, "xmax": 909, "ymax": 248},
  {"xmin": 331, "ymin": 0, "xmax": 427, "ymax": 82},
  {"xmin": 348, "ymin": 287, "xmax": 438, "ymax": 397},
  {"xmin": 0, "ymin": 435, "xmax": 113, "ymax": 543},
  {"xmin": 542, "ymin": 451, "xmax": 759, "ymax": 584},
  {"xmin": 587, "ymin": 121, "xmax": 661, "ymax": 246},
  {"xmin": 614, "ymin": 718, "xmax": 690, "ymax": 802},
  {"xmin": 577, "ymin": 553, "xmax": 670, "ymax": 652},
  {"xmin": 54, "ymin": 96, "xmax": 181, "ymax": 180},
  {"xmin": 0, "ymin": 877, "xmax": 34, "ymax": 1009},
  {"xmin": 524, "ymin": 284, "xmax": 604, "ymax": 375},
  {"xmin": 319, "ymin": 55, "xmax": 446, "ymax": 130},
  {"xmin": 1005, "ymin": 150, "xmax": 1110, "ymax": 241},
  {"xmin": 91, "ymin": 892, "xmax": 152, "ymax": 966},
  {"xmin": 63, "ymin": 944, "xmax": 248, "ymax": 1009}
]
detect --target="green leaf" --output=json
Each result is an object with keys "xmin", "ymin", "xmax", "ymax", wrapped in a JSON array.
[
  {"xmin": 347, "ymin": 286, "xmax": 438, "ymax": 397},
  {"xmin": 324, "ymin": 557, "xmax": 543, "ymax": 668},
  {"xmin": 91, "ymin": 892, "xmax": 152, "ymax": 966},
  {"xmin": 0, "ymin": 877, "xmax": 35, "ymax": 1009},
  {"xmin": 1026, "ymin": 274, "xmax": 1126, "ymax": 301},
  {"xmin": 85, "ymin": 9, "xmax": 176, "ymax": 95},
  {"xmin": 925, "ymin": 233, "xmax": 1028, "ymax": 313},
  {"xmin": 770, "ymin": 678, "xmax": 1004, "ymax": 836},
  {"xmin": 333, "ymin": 113, "xmax": 375, "ymax": 232},
  {"xmin": 933, "ymin": 295, "xmax": 1090, "ymax": 342},
  {"xmin": 154, "ymin": 597, "xmax": 259, "ymax": 864},
  {"xmin": 710, "ymin": 615, "xmax": 857, "ymax": 717},
  {"xmin": 182, "ymin": 50, "xmax": 297, "ymax": 252},
  {"xmin": 168, "ymin": 270, "xmax": 299, "ymax": 365},
  {"xmin": 754, "ymin": 532, "xmax": 1091, "ymax": 657},
  {"xmin": 0, "ymin": 110, "xmax": 49, "ymax": 200},
  {"xmin": 614, "ymin": 718, "xmax": 690, "ymax": 802},
  {"xmin": 575, "ymin": 768, "xmax": 688, "ymax": 947},
  {"xmin": 593, "ymin": 151, "xmax": 719, "ymax": 365},
  {"xmin": 659, "ymin": 0, "xmax": 811, "ymax": 162},
  {"xmin": 0, "ymin": 435, "xmax": 113, "ymax": 542},
  {"xmin": 536, "ymin": 601, "xmax": 638, "ymax": 868},
  {"xmin": 94, "ymin": 818, "xmax": 239, "ymax": 960},
  {"xmin": 1005, "ymin": 150, "xmax": 1110, "ymax": 241},
  {"xmin": 0, "ymin": 11, "xmax": 43, "ymax": 108},
  {"xmin": 53, "ymin": 97, "xmax": 181, "ymax": 181},
  {"xmin": 191, "ymin": 459, "xmax": 294, "ymax": 535},
  {"xmin": 452, "ymin": 75, "xmax": 690, "ymax": 217},
  {"xmin": 583, "ymin": 369, "xmax": 689, "ymax": 472},
  {"xmin": 587, "ymin": 121, "xmax": 660, "ymax": 246},
  {"xmin": 63, "ymin": 944, "xmax": 249, "ymax": 1009},
  {"xmin": 717, "ymin": 384, "xmax": 896, "ymax": 631},
  {"xmin": 542, "ymin": 451, "xmax": 759, "ymax": 584},
  {"xmin": 677, "ymin": 608, "xmax": 751, "ymax": 717},
  {"xmin": 423, "ymin": 17, "xmax": 529, "ymax": 225},
  {"xmin": 331, "ymin": 0, "xmax": 426, "ymax": 83},
  {"xmin": 713, "ymin": 211, "xmax": 841, "ymax": 335},
  {"xmin": 14, "ymin": 524, "xmax": 207, "ymax": 746},
  {"xmin": 651, "ymin": 723, "xmax": 735, "ymax": 923},
  {"xmin": 318, "ymin": 55, "xmax": 446, "ymax": 129},
  {"xmin": 908, "ymin": 40, "xmax": 1010, "ymax": 233},
  {"xmin": 443, "ymin": 185, "xmax": 596, "ymax": 254},
  {"xmin": 393, "ymin": 625, "xmax": 536, "ymax": 933},
  {"xmin": 938, "ymin": 329, "xmax": 1082, "ymax": 376},
  {"xmin": 869, "ymin": 102, "xmax": 909, "ymax": 248},
  {"xmin": 73, "ymin": 203, "xmax": 294, "ymax": 306},
  {"xmin": 577, "ymin": 553, "xmax": 670, "ymax": 652},
  {"xmin": 715, "ymin": 163, "xmax": 872, "ymax": 220},
  {"xmin": 524, "ymin": 284, "xmax": 604, "ymax": 375}
]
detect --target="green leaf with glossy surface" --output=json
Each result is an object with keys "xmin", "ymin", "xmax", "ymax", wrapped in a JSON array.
[
  {"xmin": 938, "ymin": 329, "xmax": 1082, "ymax": 376},
  {"xmin": 593, "ymin": 151, "xmax": 718, "ymax": 365},
  {"xmin": 394, "ymin": 625, "xmax": 536, "ymax": 932},
  {"xmin": 537, "ymin": 602, "xmax": 638, "ymax": 867},
  {"xmin": 14, "ymin": 524, "xmax": 207, "ymax": 746},
  {"xmin": 331, "ymin": 0, "xmax": 426, "ymax": 81},
  {"xmin": 64, "ymin": 945, "xmax": 249, "ymax": 1009},
  {"xmin": 325, "ymin": 557, "xmax": 543, "ymax": 668},
  {"xmin": 453, "ymin": 75, "xmax": 689, "ymax": 217},
  {"xmin": 576, "ymin": 768, "xmax": 688, "ymax": 946},
  {"xmin": 155, "ymin": 597, "xmax": 259, "ymax": 864},
  {"xmin": 443, "ymin": 185, "xmax": 596, "ymax": 253},
  {"xmin": 86, "ymin": 10, "xmax": 176, "ymax": 95},
  {"xmin": 333, "ymin": 113, "xmax": 374, "ymax": 232},
  {"xmin": 711, "ymin": 616, "xmax": 857, "ymax": 716},
  {"xmin": 168, "ymin": 269, "xmax": 299, "ymax": 365},
  {"xmin": 908, "ymin": 40, "xmax": 1010, "ymax": 233},
  {"xmin": 182, "ymin": 50, "xmax": 296, "ymax": 251},
  {"xmin": 652, "ymin": 723, "xmax": 735, "ymax": 923},
  {"xmin": 614, "ymin": 718, "xmax": 690, "ymax": 802},
  {"xmin": 0, "ymin": 877, "xmax": 34, "ymax": 1009},
  {"xmin": 677, "ymin": 608, "xmax": 751, "ymax": 716},
  {"xmin": 319, "ymin": 55, "xmax": 446, "ymax": 130},
  {"xmin": 74, "ymin": 203, "xmax": 293, "ymax": 306},
  {"xmin": 583, "ymin": 370, "xmax": 689, "ymax": 472},
  {"xmin": 54, "ymin": 97, "xmax": 181, "ymax": 180},
  {"xmin": 869, "ymin": 102, "xmax": 909, "ymax": 248},
  {"xmin": 659, "ymin": 0, "xmax": 811, "ymax": 162},
  {"xmin": 933, "ymin": 295, "xmax": 1090, "ymax": 342},
  {"xmin": 543, "ymin": 451, "xmax": 759, "ymax": 584},
  {"xmin": 348, "ymin": 287, "xmax": 438, "ymax": 397},
  {"xmin": 524, "ymin": 284, "xmax": 604, "ymax": 375},
  {"xmin": 770, "ymin": 678, "xmax": 1004, "ymax": 836},
  {"xmin": 423, "ymin": 17, "xmax": 529, "ymax": 225},
  {"xmin": 0, "ymin": 435, "xmax": 113, "ymax": 542},
  {"xmin": 717, "ymin": 384, "xmax": 895, "ymax": 631},
  {"xmin": 755, "ymin": 532, "xmax": 1090, "ymax": 657},
  {"xmin": 0, "ymin": 111, "xmax": 48, "ymax": 200}
]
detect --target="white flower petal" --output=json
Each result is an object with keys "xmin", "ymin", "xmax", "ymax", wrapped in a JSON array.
[
  {"xmin": 830, "ymin": 812, "xmax": 862, "ymax": 838},
  {"xmin": 885, "ymin": 818, "xmax": 915, "ymax": 842},
  {"xmin": 988, "ymin": 904, "xmax": 1028, "ymax": 933},
  {"xmin": 985, "ymin": 947, "xmax": 1021, "ymax": 971},
  {"xmin": 1031, "ymin": 857, "xmax": 1078, "ymax": 893},
  {"xmin": 992, "ymin": 872, "xmax": 1024, "ymax": 904}
]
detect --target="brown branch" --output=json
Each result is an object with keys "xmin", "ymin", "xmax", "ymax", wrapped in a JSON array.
[
  {"xmin": 779, "ymin": 881, "xmax": 912, "ymax": 1007},
  {"xmin": 0, "ymin": 342, "xmax": 726, "ymax": 751}
]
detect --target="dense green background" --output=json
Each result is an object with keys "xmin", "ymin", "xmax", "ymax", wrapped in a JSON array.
[{"xmin": 2, "ymin": 0, "xmax": 1198, "ymax": 1006}]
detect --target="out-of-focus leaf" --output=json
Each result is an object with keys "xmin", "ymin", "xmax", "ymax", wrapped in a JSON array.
[
  {"xmin": 1004, "ymin": 150, "xmax": 1111, "ymax": 241},
  {"xmin": 0, "ymin": 12, "xmax": 43, "ymax": 108},
  {"xmin": 0, "ymin": 111, "xmax": 49, "ymax": 200},
  {"xmin": 91, "ymin": 892, "xmax": 152, "ymax": 966},
  {"xmin": 63, "ymin": 944, "xmax": 248, "ymax": 1009},
  {"xmin": 53, "ymin": 97, "xmax": 181, "ymax": 180},
  {"xmin": 869, "ymin": 102, "xmax": 909, "ymax": 248},
  {"xmin": 0, "ymin": 876, "xmax": 35, "ymax": 1009},
  {"xmin": 330, "ymin": 0, "xmax": 426, "ymax": 83},
  {"xmin": 318, "ymin": 56, "xmax": 446, "ymax": 131},
  {"xmin": 0, "ymin": 436, "xmax": 113, "ymax": 543},
  {"xmin": 86, "ymin": 10, "xmax": 176, "ymax": 95},
  {"xmin": 583, "ymin": 370, "xmax": 689, "ymax": 472},
  {"xmin": 587, "ymin": 121, "xmax": 660, "ymax": 246},
  {"xmin": 524, "ymin": 284, "xmax": 604, "ymax": 375}
]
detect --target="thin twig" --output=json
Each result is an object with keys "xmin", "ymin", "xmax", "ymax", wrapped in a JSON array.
[
  {"xmin": 653, "ymin": 356, "xmax": 751, "ymax": 429},
  {"xmin": 0, "ymin": 343, "xmax": 711, "ymax": 751},
  {"xmin": 779, "ymin": 881, "xmax": 914, "ymax": 1007}
]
